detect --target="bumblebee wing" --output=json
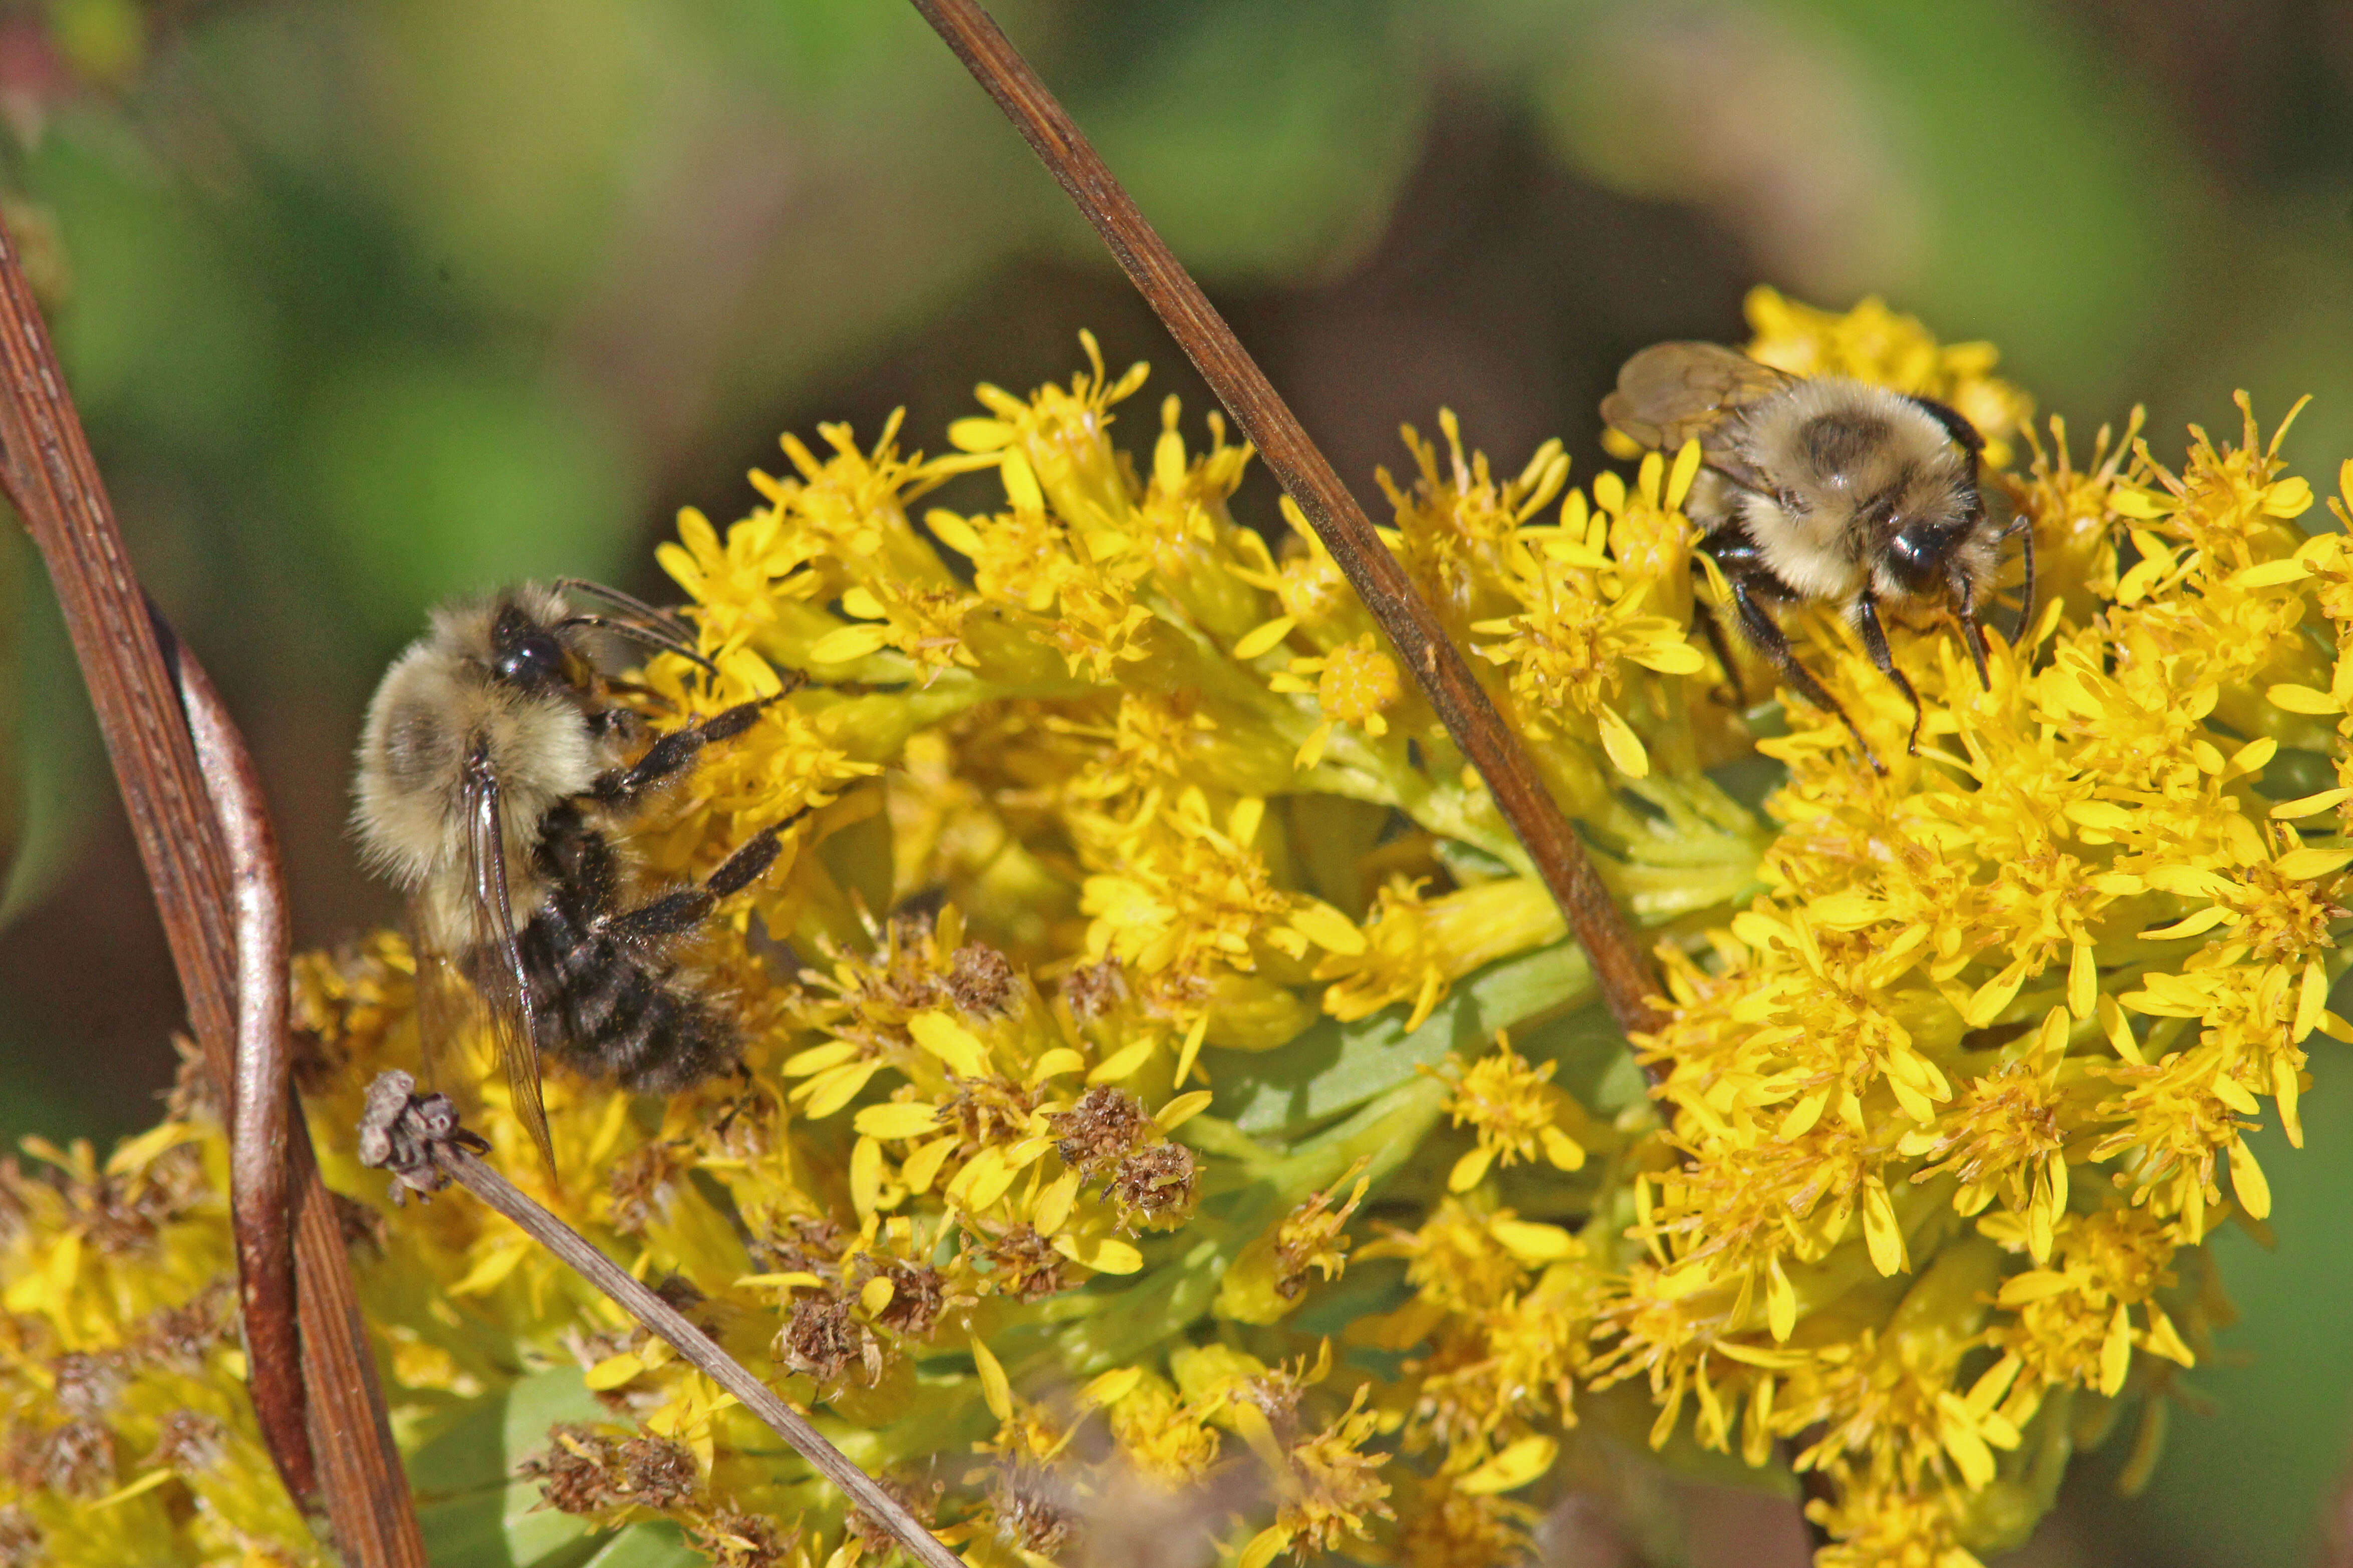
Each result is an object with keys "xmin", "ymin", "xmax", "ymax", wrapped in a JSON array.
[
  {"xmin": 461, "ymin": 743, "xmax": 557, "ymax": 1175},
  {"xmin": 408, "ymin": 919, "xmax": 482, "ymax": 1113},
  {"xmin": 1602, "ymin": 343, "xmax": 1793, "ymax": 493}
]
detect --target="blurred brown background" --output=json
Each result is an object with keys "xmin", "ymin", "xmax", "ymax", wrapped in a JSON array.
[{"xmin": 1, "ymin": 1, "xmax": 2348, "ymax": 1562}]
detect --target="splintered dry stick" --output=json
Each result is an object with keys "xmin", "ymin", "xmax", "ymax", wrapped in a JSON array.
[
  {"xmin": 0, "ymin": 214, "xmax": 427, "ymax": 1562},
  {"xmin": 357, "ymin": 1074, "xmax": 965, "ymax": 1568},
  {"xmin": 906, "ymin": 0, "xmax": 1668, "ymax": 1047}
]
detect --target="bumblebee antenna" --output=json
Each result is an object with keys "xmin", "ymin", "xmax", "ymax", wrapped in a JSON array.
[
  {"xmin": 553, "ymin": 577, "xmax": 699, "ymax": 646},
  {"xmin": 559, "ymin": 614, "xmax": 719, "ymax": 676}
]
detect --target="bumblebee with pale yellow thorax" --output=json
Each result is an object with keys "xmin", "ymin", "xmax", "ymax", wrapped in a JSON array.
[
  {"xmin": 353, "ymin": 581, "xmax": 793, "ymax": 1170},
  {"xmin": 1603, "ymin": 342, "xmax": 2031, "ymax": 768}
]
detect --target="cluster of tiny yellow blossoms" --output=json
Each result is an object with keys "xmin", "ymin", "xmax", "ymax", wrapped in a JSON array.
[
  {"xmin": 0, "ymin": 1061, "xmax": 321, "ymax": 1565},
  {"xmin": 6, "ymin": 288, "xmax": 2349, "ymax": 1568}
]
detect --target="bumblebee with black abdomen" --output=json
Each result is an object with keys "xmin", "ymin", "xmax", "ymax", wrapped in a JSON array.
[
  {"xmin": 1602, "ymin": 342, "xmax": 2031, "ymax": 769},
  {"xmin": 353, "ymin": 580, "xmax": 795, "ymax": 1170}
]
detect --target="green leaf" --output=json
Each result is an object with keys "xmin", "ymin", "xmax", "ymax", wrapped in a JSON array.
[
  {"xmin": 1209, "ymin": 941, "xmax": 1598, "ymax": 1140},
  {"xmin": 408, "ymin": 1366, "xmax": 613, "ymax": 1568},
  {"xmin": 577, "ymin": 1520, "xmax": 700, "ymax": 1568},
  {"xmin": 417, "ymin": 1481, "xmax": 600, "ymax": 1568}
]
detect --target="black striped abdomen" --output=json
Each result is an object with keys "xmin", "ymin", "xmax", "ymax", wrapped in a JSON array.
[{"xmin": 518, "ymin": 904, "xmax": 737, "ymax": 1094}]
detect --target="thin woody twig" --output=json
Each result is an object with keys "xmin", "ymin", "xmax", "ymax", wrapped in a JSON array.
[
  {"xmin": 356, "ymin": 1073, "xmax": 965, "ymax": 1568},
  {"xmin": 157, "ymin": 607, "xmax": 311, "ymax": 1506},
  {"xmin": 0, "ymin": 211, "xmax": 426, "ymax": 1563},
  {"xmin": 906, "ymin": 0, "xmax": 1668, "ymax": 1048}
]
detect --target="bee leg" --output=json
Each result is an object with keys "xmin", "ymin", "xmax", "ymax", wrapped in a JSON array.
[
  {"xmin": 1950, "ymin": 571, "xmax": 1994, "ymax": 691},
  {"xmin": 1853, "ymin": 593, "xmax": 1924, "ymax": 756},
  {"xmin": 1692, "ymin": 592, "xmax": 1747, "ymax": 708},
  {"xmin": 592, "ymin": 697, "xmax": 780, "ymax": 808},
  {"xmin": 1729, "ymin": 577, "xmax": 1885, "ymax": 775},
  {"xmin": 603, "ymin": 824, "xmax": 786, "ymax": 946},
  {"xmin": 2010, "ymin": 512, "xmax": 2038, "ymax": 655}
]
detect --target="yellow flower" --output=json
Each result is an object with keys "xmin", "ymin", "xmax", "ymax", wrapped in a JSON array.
[
  {"xmin": 1269, "ymin": 633, "xmax": 1404, "ymax": 769},
  {"xmin": 1435, "ymin": 1032, "xmax": 1598, "ymax": 1191}
]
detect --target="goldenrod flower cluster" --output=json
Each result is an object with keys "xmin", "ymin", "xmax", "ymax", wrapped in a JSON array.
[
  {"xmin": 0, "ymin": 1064, "xmax": 322, "ymax": 1565},
  {"xmin": 4, "ymin": 290, "xmax": 2346, "ymax": 1568}
]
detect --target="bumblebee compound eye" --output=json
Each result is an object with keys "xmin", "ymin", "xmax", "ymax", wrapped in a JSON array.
[
  {"xmin": 490, "ymin": 604, "xmax": 570, "ymax": 688},
  {"xmin": 495, "ymin": 631, "xmax": 565, "ymax": 686},
  {"xmin": 1885, "ymin": 520, "xmax": 1952, "ymax": 595}
]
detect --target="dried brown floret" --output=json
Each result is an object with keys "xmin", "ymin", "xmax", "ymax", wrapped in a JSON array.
[
  {"xmin": 1049, "ymin": 1085, "xmax": 1151, "ymax": 1171},
  {"xmin": 519, "ymin": 1426, "xmax": 615, "ymax": 1515},
  {"xmin": 986, "ymin": 1223, "xmax": 1067, "ymax": 1303},
  {"xmin": 847, "ymin": 1475, "xmax": 944, "ymax": 1550},
  {"xmin": 752, "ymin": 1214, "xmax": 847, "ymax": 1277},
  {"xmin": 651, "ymin": 1274, "xmax": 707, "ymax": 1314},
  {"xmin": 617, "ymin": 1434, "xmax": 699, "ymax": 1510},
  {"xmin": 858, "ymin": 1258, "xmax": 950, "ymax": 1341},
  {"xmin": 22, "ymin": 1420, "xmax": 116, "ymax": 1498},
  {"xmin": 948, "ymin": 944, "xmax": 1018, "ymax": 1016},
  {"xmin": 150, "ymin": 1410, "xmax": 228, "ymax": 1474},
  {"xmin": 775, "ymin": 1295, "xmax": 882, "ymax": 1384},
  {"xmin": 520, "ymin": 1425, "xmax": 700, "ymax": 1515},
  {"xmin": 992, "ymin": 1465, "xmax": 1076, "ymax": 1557},
  {"xmin": 138, "ymin": 1283, "xmax": 233, "ymax": 1370},
  {"xmin": 0, "ymin": 1505, "xmax": 41, "ymax": 1568},
  {"xmin": 51, "ymin": 1353, "xmax": 123, "ymax": 1418},
  {"xmin": 1061, "ymin": 957, "xmax": 1128, "ymax": 1022},
  {"xmin": 1112, "ymin": 1142, "xmax": 1198, "ymax": 1226},
  {"xmin": 688, "ymin": 1506, "xmax": 800, "ymax": 1568},
  {"xmin": 608, "ymin": 1142, "xmax": 693, "ymax": 1235},
  {"xmin": 874, "ymin": 916, "xmax": 952, "ymax": 1013},
  {"xmin": 163, "ymin": 1034, "xmax": 223, "ymax": 1125}
]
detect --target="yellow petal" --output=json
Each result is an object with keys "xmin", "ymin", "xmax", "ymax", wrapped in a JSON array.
[
  {"xmin": 970, "ymin": 1336, "xmax": 1012, "ymax": 1421},
  {"xmin": 809, "ymin": 623, "xmax": 893, "ymax": 664},
  {"xmin": 585, "ymin": 1352, "xmax": 644, "ymax": 1391},
  {"xmin": 926, "ymin": 509, "xmax": 983, "ymax": 557},
  {"xmin": 1667, "ymin": 439, "xmax": 1704, "ymax": 510},
  {"xmin": 1088, "ymin": 1039, "xmax": 1158, "ymax": 1083},
  {"xmin": 2229, "ymin": 1136, "xmax": 2272, "ymax": 1219},
  {"xmin": 902, "ymin": 1135, "xmax": 958, "ymax": 1196},
  {"xmin": 1449, "ymin": 1145, "xmax": 1496, "ymax": 1193},
  {"xmin": 1232, "ymin": 617, "xmax": 1297, "ymax": 660},
  {"xmin": 908, "ymin": 1011, "xmax": 990, "ymax": 1078},
  {"xmin": 2276, "ymin": 846, "xmax": 2353, "ymax": 880},
  {"xmin": 2100, "ymin": 1303, "xmax": 2132, "ymax": 1395},
  {"xmin": 854, "ymin": 1102, "xmax": 945, "ymax": 1141},
  {"xmin": 1081, "ymin": 1366, "xmax": 1144, "ymax": 1409},
  {"xmin": 1001, "ymin": 450, "xmax": 1044, "ymax": 512},
  {"xmin": 2267, "ymin": 683, "xmax": 2342, "ymax": 716},
  {"xmin": 1289, "ymin": 899, "xmax": 1367, "ymax": 956},
  {"xmin": 1457, "ymin": 1434, "xmax": 1559, "ymax": 1495},
  {"xmin": 1053, "ymin": 1233, "xmax": 1143, "ymax": 1275},
  {"xmin": 1766, "ymin": 1257, "xmax": 1797, "ymax": 1342},
  {"xmin": 1597, "ymin": 706, "xmax": 1650, "ymax": 779},
  {"xmin": 1155, "ymin": 1090, "xmax": 1213, "ymax": 1131},
  {"xmin": 800, "ymin": 1060, "xmax": 883, "ymax": 1120},
  {"xmin": 1861, "ymin": 1177, "xmax": 1907, "ymax": 1276},
  {"xmin": 1491, "ymin": 1219, "xmax": 1576, "ymax": 1262}
]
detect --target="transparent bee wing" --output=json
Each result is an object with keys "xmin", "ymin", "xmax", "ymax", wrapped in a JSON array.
[
  {"xmin": 408, "ymin": 921, "xmax": 483, "ymax": 1116},
  {"xmin": 460, "ymin": 743, "xmax": 557, "ymax": 1176},
  {"xmin": 1601, "ymin": 342, "xmax": 1794, "ymax": 496}
]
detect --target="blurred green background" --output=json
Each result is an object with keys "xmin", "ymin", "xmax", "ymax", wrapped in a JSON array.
[{"xmin": 0, "ymin": 0, "xmax": 2347, "ymax": 1562}]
